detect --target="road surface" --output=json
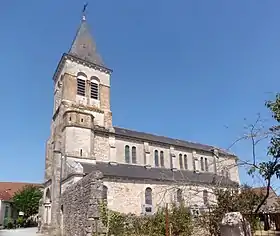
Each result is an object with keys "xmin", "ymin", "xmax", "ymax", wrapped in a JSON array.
[{"xmin": 0, "ymin": 227, "xmax": 43, "ymax": 236}]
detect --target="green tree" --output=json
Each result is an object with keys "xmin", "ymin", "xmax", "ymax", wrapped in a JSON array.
[
  {"xmin": 247, "ymin": 94, "xmax": 280, "ymax": 213},
  {"xmin": 13, "ymin": 185, "xmax": 43, "ymax": 219},
  {"xmin": 198, "ymin": 185, "xmax": 262, "ymax": 236}
]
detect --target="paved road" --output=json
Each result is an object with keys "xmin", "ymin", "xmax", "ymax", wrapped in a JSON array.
[{"xmin": 0, "ymin": 228, "xmax": 43, "ymax": 236}]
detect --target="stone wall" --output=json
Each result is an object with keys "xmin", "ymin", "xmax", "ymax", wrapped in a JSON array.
[
  {"xmin": 61, "ymin": 171, "xmax": 106, "ymax": 236},
  {"xmin": 113, "ymin": 136, "xmax": 240, "ymax": 183},
  {"xmin": 44, "ymin": 138, "xmax": 53, "ymax": 180},
  {"xmin": 94, "ymin": 133, "xmax": 110, "ymax": 161},
  {"xmin": 104, "ymin": 179, "xmax": 216, "ymax": 215},
  {"xmin": 220, "ymin": 212, "xmax": 251, "ymax": 236}
]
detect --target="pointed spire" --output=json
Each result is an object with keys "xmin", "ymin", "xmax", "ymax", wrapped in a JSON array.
[{"xmin": 69, "ymin": 4, "xmax": 105, "ymax": 67}]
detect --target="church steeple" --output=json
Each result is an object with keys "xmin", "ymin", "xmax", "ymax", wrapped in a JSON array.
[{"xmin": 69, "ymin": 6, "xmax": 105, "ymax": 67}]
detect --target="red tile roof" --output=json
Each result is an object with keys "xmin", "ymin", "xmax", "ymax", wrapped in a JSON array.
[
  {"xmin": 0, "ymin": 190, "xmax": 12, "ymax": 201},
  {"xmin": 252, "ymin": 186, "xmax": 277, "ymax": 197},
  {"xmin": 0, "ymin": 182, "xmax": 43, "ymax": 201}
]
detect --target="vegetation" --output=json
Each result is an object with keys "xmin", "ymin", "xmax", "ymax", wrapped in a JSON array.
[
  {"xmin": 197, "ymin": 186, "xmax": 263, "ymax": 236},
  {"xmin": 245, "ymin": 94, "xmax": 280, "ymax": 213},
  {"xmin": 16, "ymin": 216, "xmax": 24, "ymax": 227},
  {"xmin": 99, "ymin": 201, "xmax": 193, "ymax": 236},
  {"xmin": 195, "ymin": 94, "xmax": 280, "ymax": 235},
  {"xmin": 12, "ymin": 185, "xmax": 43, "ymax": 220}
]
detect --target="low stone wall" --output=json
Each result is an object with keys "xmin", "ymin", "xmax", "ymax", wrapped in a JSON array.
[
  {"xmin": 220, "ymin": 212, "xmax": 251, "ymax": 236},
  {"xmin": 61, "ymin": 170, "xmax": 106, "ymax": 236}
]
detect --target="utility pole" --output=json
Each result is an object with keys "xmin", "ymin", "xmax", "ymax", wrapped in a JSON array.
[{"xmin": 165, "ymin": 203, "xmax": 169, "ymax": 236}]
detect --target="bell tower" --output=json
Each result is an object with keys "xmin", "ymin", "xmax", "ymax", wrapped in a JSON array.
[
  {"xmin": 53, "ymin": 13, "xmax": 113, "ymax": 129},
  {"xmin": 44, "ymin": 10, "xmax": 113, "ymax": 180},
  {"xmin": 41, "ymin": 7, "xmax": 113, "ymax": 234}
]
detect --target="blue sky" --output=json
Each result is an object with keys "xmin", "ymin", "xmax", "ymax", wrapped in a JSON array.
[{"xmin": 0, "ymin": 1, "xmax": 279, "ymax": 190}]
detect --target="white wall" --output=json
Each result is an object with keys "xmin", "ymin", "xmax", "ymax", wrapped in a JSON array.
[
  {"xmin": 64, "ymin": 127, "xmax": 92, "ymax": 158},
  {"xmin": 104, "ymin": 180, "xmax": 216, "ymax": 215},
  {"xmin": 0, "ymin": 200, "xmax": 3, "ymax": 226}
]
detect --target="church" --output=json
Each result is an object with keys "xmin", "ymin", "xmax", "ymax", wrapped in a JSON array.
[{"xmin": 40, "ymin": 10, "xmax": 240, "ymax": 235}]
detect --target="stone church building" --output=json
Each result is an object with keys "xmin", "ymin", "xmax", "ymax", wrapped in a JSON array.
[{"xmin": 40, "ymin": 13, "xmax": 240, "ymax": 235}]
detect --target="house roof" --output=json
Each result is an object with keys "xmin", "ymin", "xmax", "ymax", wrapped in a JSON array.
[
  {"xmin": 0, "ymin": 190, "xmax": 12, "ymax": 201},
  {"xmin": 80, "ymin": 162, "xmax": 238, "ymax": 187},
  {"xmin": 252, "ymin": 187, "xmax": 278, "ymax": 197},
  {"xmin": 113, "ymin": 127, "xmax": 236, "ymax": 157},
  {"xmin": 0, "ymin": 182, "xmax": 43, "ymax": 200}
]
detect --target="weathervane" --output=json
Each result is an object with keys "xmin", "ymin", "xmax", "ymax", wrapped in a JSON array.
[{"xmin": 82, "ymin": 3, "xmax": 88, "ymax": 21}]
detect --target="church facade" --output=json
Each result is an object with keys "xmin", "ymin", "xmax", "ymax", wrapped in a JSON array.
[{"xmin": 40, "ymin": 14, "xmax": 240, "ymax": 234}]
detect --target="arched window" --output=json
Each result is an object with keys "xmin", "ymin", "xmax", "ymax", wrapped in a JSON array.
[
  {"xmin": 102, "ymin": 185, "xmax": 108, "ymax": 204},
  {"xmin": 184, "ymin": 154, "xmax": 188, "ymax": 169},
  {"xmin": 221, "ymin": 169, "xmax": 224, "ymax": 176},
  {"xmin": 145, "ymin": 187, "xmax": 152, "ymax": 205},
  {"xmin": 44, "ymin": 188, "xmax": 52, "ymax": 225},
  {"xmin": 203, "ymin": 190, "xmax": 208, "ymax": 205},
  {"xmin": 205, "ymin": 158, "xmax": 208, "ymax": 171},
  {"xmin": 45, "ymin": 188, "xmax": 51, "ymax": 204},
  {"xmin": 90, "ymin": 76, "xmax": 100, "ymax": 100},
  {"xmin": 177, "ymin": 189, "xmax": 183, "ymax": 203},
  {"xmin": 102, "ymin": 185, "xmax": 108, "ymax": 202},
  {"xmin": 77, "ymin": 72, "xmax": 87, "ymax": 78},
  {"xmin": 154, "ymin": 150, "xmax": 159, "ymax": 167},
  {"xmin": 160, "ymin": 151, "xmax": 164, "ymax": 167},
  {"xmin": 200, "ymin": 157, "xmax": 204, "ymax": 171},
  {"xmin": 179, "ymin": 154, "xmax": 183, "ymax": 169},
  {"xmin": 77, "ymin": 72, "xmax": 87, "ymax": 96},
  {"xmin": 125, "ymin": 145, "xmax": 130, "ymax": 163},
  {"xmin": 132, "ymin": 146, "xmax": 137, "ymax": 164}
]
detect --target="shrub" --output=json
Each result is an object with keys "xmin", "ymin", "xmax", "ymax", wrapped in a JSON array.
[
  {"xmin": 6, "ymin": 219, "xmax": 14, "ymax": 229},
  {"xmin": 17, "ymin": 217, "xmax": 24, "ymax": 227},
  {"xmin": 99, "ymin": 201, "xmax": 193, "ymax": 236}
]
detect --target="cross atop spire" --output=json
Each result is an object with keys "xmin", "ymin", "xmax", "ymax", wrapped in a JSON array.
[
  {"xmin": 68, "ymin": 3, "xmax": 105, "ymax": 67},
  {"xmin": 82, "ymin": 3, "xmax": 88, "ymax": 21}
]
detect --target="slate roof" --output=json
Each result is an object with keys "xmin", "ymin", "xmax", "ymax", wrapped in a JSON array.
[
  {"xmin": 113, "ymin": 127, "xmax": 235, "ymax": 157},
  {"xmin": 69, "ymin": 18, "xmax": 105, "ymax": 67},
  {"xmin": 81, "ymin": 162, "xmax": 238, "ymax": 187}
]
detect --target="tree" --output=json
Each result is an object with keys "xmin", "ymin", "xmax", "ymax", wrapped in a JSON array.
[
  {"xmin": 198, "ymin": 185, "xmax": 263, "ymax": 236},
  {"xmin": 246, "ymin": 94, "xmax": 280, "ymax": 213},
  {"xmin": 13, "ymin": 185, "xmax": 43, "ymax": 219}
]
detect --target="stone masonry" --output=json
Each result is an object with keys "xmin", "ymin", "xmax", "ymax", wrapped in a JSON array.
[
  {"xmin": 40, "ymin": 12, "xmax": 241, "ymax": 236},
  {"xmin": 61, "ymin": 171, "xmax": 106, "ymax": 236},
  {"xmin": 220, "ymin": 212, "xmax": 252, "ymax": 236}
]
